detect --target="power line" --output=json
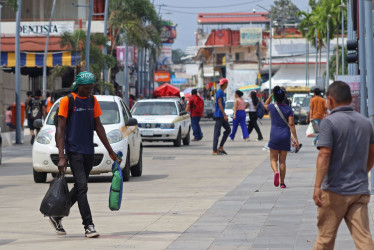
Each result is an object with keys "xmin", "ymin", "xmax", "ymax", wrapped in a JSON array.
[{"xmin": 155, "ymin": 0, "xmax": 262, "ymax": 9}]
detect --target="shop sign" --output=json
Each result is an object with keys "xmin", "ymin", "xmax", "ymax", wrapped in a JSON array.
[
  {"xmin": 240, "ymin": 27, "xmax": 262, "ymax": 45},
  {"xmin": 19, "ymin": 21, "xmax": 74, "ymax": 36},
  {"xmin": 154, "ymin": 72, "xmax": 170, "ymax": 82}
]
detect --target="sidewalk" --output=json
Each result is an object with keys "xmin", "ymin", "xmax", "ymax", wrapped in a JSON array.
[
  {"xmin": 168, "ymin": 128, "xmax": 374, "ymax": 250},
  {"xmin": 1, "ymin": 128, "xmax": 31, "ymax": 147}
]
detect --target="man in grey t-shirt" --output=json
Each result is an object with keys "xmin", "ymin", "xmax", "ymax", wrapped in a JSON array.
[{"xmin": 313, "ymin": 81, "xmax": 374, "ymax": 250}]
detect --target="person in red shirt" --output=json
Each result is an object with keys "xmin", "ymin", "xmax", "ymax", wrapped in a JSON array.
[{"xmin": 186, "ymin": 89, "xmax": 204, "ymax": 141}]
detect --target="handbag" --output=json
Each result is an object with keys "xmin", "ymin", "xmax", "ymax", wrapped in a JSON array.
[
  {"xmin": 306, "ymin": 122, "xmax": 317, "ymax": 138},
  {"xmin": 274, "ymin": 103, "xmax": 300, "ymax": 153}
]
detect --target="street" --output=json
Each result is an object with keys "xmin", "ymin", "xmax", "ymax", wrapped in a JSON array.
[{"xmin": 0, "ymin": 120, "xmax": 373, "ymax": 249}]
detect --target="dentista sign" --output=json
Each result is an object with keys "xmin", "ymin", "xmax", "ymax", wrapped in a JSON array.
[{"xmin": 19, "ymin": 21, "xmax": 74, "ymax": 36}]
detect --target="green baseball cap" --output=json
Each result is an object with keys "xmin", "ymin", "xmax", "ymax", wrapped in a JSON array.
[{"xmin": 72, "ymin": 71, "xmax": 95, "ymax": 91}]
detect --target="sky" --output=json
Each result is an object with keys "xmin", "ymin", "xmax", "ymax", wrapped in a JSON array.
[{"xmin": 152, "ymin": 0, "xmax": 310, "ymax": 51}]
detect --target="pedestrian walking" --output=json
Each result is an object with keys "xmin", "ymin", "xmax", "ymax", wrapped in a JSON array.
[
  {"xmin": 26, "ymin": 89, "xmax": 45, "ymax": 145},
  {"xmin": 25, "ymin": 91, "xmax": 33, "ymax": 129},
  {"xmin": 313, "ymin": 81, "xmax": 374, "ymax": 249},
  {"xmin": 5, "ymin": 106, "xmax": 14, "ymax": 131},
  {"xmin": 53, "ymin": 71, "xmax": 120, "ymax": 238},
  {"xmin": 212, "ymin": 78, "xmax": 231, "ymax": 155},
  {"xmin": 179, "ymin": 96, "xmax": 187, "ymax": 110},
  {"xmin": 264, "ymin": 86, "xmax": 300, "ymax": 188},
  {"xmin": 247, "ymin": 91, "xmax": 263, "ymax": 141},
  {"xmin": 309, "ymin": 88, "xmax": 327, "ymax": 146},
  {"xmin": 186, "ymin": 89, "xmax": 204, "ymax": 141},
  {"xmin": 229, "ymin": 90, "xmax": 249, "ymax": 141}
]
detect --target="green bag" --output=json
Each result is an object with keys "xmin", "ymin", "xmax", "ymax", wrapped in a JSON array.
[{"xmin": 109, "ymin": 152, "xmax": 123, "ymax": 211}]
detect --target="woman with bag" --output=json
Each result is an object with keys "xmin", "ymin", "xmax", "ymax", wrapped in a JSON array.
[
  {"xmin": 264, "ymin": 86, "xmax": 300, "ymax": 188},
  {"xmin": 247, "ymin": 91, "xmax": 263, "ymax": 141}
]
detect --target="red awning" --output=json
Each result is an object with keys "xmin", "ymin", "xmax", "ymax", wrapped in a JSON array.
[
  {"xmin": 0, "ymin": 37, "xmax": 69, "ymax": 52},
  {"xmin": 154, "ymin": 83, "xmax": 180, "ymax": 98},
  {"xmin": 197, "ymin": 12, "xmax": 269, "ymax": 25}
]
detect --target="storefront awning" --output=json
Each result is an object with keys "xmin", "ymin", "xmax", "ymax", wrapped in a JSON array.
[{"xmin": 0, "ymin": 51, "xmax": 80, "ymax": 67}]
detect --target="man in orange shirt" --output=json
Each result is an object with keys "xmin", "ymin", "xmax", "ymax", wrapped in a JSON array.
[
  {"xmin": 51, "ymin": 71, "xmax": 119, "ymax": 238},
  {"xmin": 309, "ymin": 88, "xmax": 327, "ymax": 146}
]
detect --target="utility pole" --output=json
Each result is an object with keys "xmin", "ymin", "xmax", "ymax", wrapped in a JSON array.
[
  {"xmin": 124, "ymin": 44, "xmax": 129, "ymax": 105},
  {"xmin": 364, "ymin": 0, "xmax": 374, "ymax": 193},
  {"xmin": 347, "ymin": 0, "xmax": 358, "ymax": 75},
  {"xmin": 0, "ymin": 3, "xmax": 3, "ymax": 69},
  {"xmin": 341, "ymin": 0, "xmax": 345, "ymax": 75},
  {"xmin": 15, "ymin": 0, "xmax": 22, "ymax": 144},
  {"xmin": 103, "ymin": 0, "xmax": 109, "ymax": 82},
  {"xmin": 315, "ymin": 29, "xmax": 318, "ymax": 86},
  {"xmin": 359, "ymin": 0, "xmax": 367, "ymax": 116},
  {"xmin": 303, "ymin": 28, "xmax": 308, "ymax": 87},
  {"xmin": 326, "ymin": 16, "xmax": 331, "ymax": 91},
  {"xmin": 42, "ymin": 0, "xmax": 57, "ymax": 100},
  {"xmin": 85, "ymin": 0, "xmax": 94, "ymax": 71}
]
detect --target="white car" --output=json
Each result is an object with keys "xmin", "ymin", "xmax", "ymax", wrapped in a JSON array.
[
  {"xmin": 131, "ymin": 98, "xmax": 191, "ymax": 147},
  {"xmin": 291, "ymin": 94, "xmax": 308, "ymax": 107},
  {"xmin": 32, "ymin": 95, "xmax": 143, "ymax": 183},
  {"xmin": 224, "ymin": 100, "xmax": 250, "ymax": 124}
]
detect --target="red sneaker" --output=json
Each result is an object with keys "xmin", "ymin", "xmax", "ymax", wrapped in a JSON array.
[{"xmin": 274, "ymin": 172, "xmax": 280, "ymax": 187}]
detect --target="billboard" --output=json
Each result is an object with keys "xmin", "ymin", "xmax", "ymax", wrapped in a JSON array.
[
  {"xmin": 116, "ymin": 46, "xmax": 134, "ymax": 66},
  {"xmin": 157, "ymin": 44, "xmax": 172, "ymax": 71},
  {"xmin": 161, "ymin": 20, "xmax": 177, "ymax": 44},
  {"xmin": 19, "ymin": 21, "xmax": 74, "ymax": 36},
  {"xmin": 154, "ymin": 72, "xmax": 170, "ymax": 82},
  {"xmin": 240, "ymin": 27, "xmax": 262, "ymax": 45},
  {"xmin": 335, "ymin": 75, "xmax": 361, "ymax": 113}
]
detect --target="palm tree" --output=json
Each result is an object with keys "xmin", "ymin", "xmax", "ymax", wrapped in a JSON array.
[{"xmin": 59, "ymin": 30, "xmax": 117, "ymax": 91}]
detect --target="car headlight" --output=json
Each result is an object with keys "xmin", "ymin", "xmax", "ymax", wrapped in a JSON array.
[
  {"xmin": 107, "ymin": 129, "xmax": 122, "ymax": 144},
  {"xmin": 36, "ymin": 130, "xmax": 52, "ymax": 144},
  {"xmin": 161, "ymin": 123, "xmax": 175, "ymax": 129}
]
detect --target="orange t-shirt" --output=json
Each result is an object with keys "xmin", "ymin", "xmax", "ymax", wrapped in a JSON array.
[
  {"xmin": 46, "ymin": 97, "xmax": 53, "ymax": 113},
  {"xmin": 58, "ymin": 92, "xmax": 102, "ymax": 118},
  {"xmin": 310, "ymin": 95, "xmax": 326, "ymax": 120}
]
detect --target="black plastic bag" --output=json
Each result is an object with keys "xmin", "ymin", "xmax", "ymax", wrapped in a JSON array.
[{"xmin": 40, "ymin": 172, "xmax": 71, "ymax": 217}]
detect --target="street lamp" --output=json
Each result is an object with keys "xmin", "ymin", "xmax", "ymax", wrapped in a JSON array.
[
  {"xmin": 257, "ymin": 5, "xmax": 272, "ymax": 96},
  {"xmin": 303, "ymin": 27, "xmax": 309, "ymax": 87}
]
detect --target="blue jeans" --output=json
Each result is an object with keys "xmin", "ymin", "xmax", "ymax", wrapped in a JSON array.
[
  {"xmin": 313, "ymin": 119, "xmax": 321, "ymax": 145},
  {"xmin": 191, "ymin": 116, "xmax": 203, "ymax": 140},
  {"xmin": 213, "ymin": 117, "xmax": 231, "ymax": 151},
  {"xmin": 230, "ymin": 110, "xmax": 249, "ymax": 140}
]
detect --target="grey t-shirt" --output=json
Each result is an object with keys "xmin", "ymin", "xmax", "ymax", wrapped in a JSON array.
[{"xmin": 317, "ymin": 106, "xmax": 374, "ymax": 195}]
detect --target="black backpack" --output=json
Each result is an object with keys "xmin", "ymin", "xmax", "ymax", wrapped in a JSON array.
[
  {"xmin": 54, "ymin": 94, "xmax": 95, "ymax": 138},
  {"xmin": 30, "ymin": 97, "xmax": 43, "ymax": 119}
]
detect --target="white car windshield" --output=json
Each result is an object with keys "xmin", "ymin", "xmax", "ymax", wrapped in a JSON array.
[
  {"xmin": 46, "ymin": 100, "xmax": 120, "ymax": 125},
  {"xmin": 132, "ymin": 102, "xmax": 177, "ymax": 115}
]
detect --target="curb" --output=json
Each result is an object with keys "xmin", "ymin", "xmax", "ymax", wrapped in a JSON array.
[{"xmin": 1, "ymin": 129, "xmax": 31, "ymax": 147}]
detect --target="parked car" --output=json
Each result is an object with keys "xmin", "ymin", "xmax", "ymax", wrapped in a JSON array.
[
  {"xmin": 224, "ymin": 100, "xmax": 250, "ymax": 124},
  {"xmin": 32, "ymin": 95, "xmax": 143, "ymax": 183},
  {"xmin": 131, "ymin": 98, "xmax": 191, "ymax": 147},
  {"xmin": 291, "ymin": 94, "xmax": 308, "ymax": 107},
  {"xmin": 293, "ymin": 96, "xmax": 311, "ymax": 124},
  {"xmin": 204, "ymin": 100, "xmax": 214, "ymax": 118}
]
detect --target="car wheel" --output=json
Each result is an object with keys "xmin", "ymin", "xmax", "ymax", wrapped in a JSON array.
[
  {"xmin": 183, "ymin": 127, "xmax": 190, "ymax": 146},
  {"xmin": 122, "ymin": 150, "xmax": 131, "ymax": 182},
  {"xmin": 173, "ymin": 128, "xmax": 181, "ymax": 147},
  {"xmin": 33, "ymin": 169, "xmax": 47, "ymax": 183},
  {"xmin": 131, "ymin": 146, "xmax": 142, "ymax": 177}
]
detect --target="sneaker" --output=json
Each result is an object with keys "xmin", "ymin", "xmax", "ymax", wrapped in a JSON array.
[
  {"xmin": 85, "ymin": 225, "xmax": 99, "ymax": 238},
  {"xmin": 256, "ymin": 138, "xmax": 263, "ymax": 141},
  {"xmin": 244, "ymin": 137, "xmax": 250, "ymax": 141},
  {"xmin": 217, "ymin": 149, "xmax": 228, "ymax": 155},
  {"xmin": 49, "ymin": 216, "xmax": 66, "ymax": 235},
  {"xmin": 274, "ymin": 172, "xmax": 280, "ymax": 187},
  {"xmin": 212, "ymin": 151, "xmax": 218, "ymax": 155},
  {"xmin": 280, "ymin": 184, "xmax": 287, "ymax": 189}
]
